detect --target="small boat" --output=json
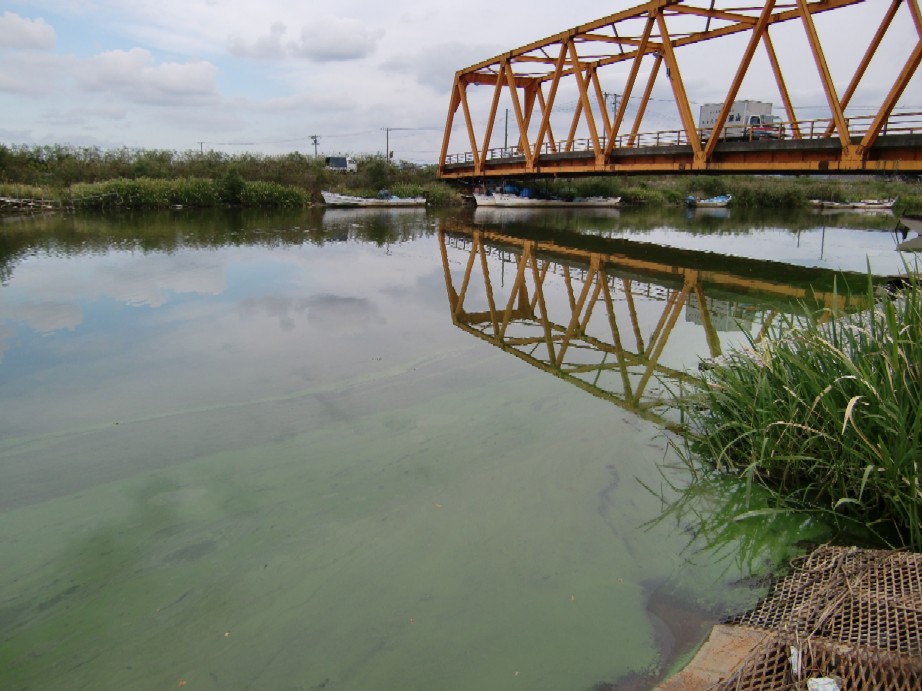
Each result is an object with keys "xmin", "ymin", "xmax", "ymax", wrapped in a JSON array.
[
  {"xmin": 321, "ymin": 190, "xmax": 426, "ymax": 207},
  {"xmin": 491, "ymin": 193, "xmax": 621, "ymax": 208},
  {"xmin": 472, "ymin": 193, "xmax": 496, "ymax": 206},
  {"xmin": 687, "ymin": 194, "xmax": 731, "ymax": 208},
  {"xmin": 809, "ymin": 198, "xmax": 896, "ymax": 211}
]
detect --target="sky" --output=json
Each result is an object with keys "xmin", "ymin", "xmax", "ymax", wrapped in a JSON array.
[{"xmin": 1, "ymin": 1, "xmax": 920, "ymax": 163}]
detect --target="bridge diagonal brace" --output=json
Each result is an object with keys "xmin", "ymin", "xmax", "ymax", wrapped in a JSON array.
[
  {"xmin": 438, "ymin": 78, "xmax": 462, "ymax": 174},
  {"xmin": 797, "ymin": 0, "xmax": 852, "ymax": 150},
  {"xmin": 568, "ymin": 40, "xmax": 604, "ymax": 162},
  {"xmin": 762, "ymin": 30, "xmax": 800, "ymax": 139},
  {"xmin": 823, "ymin": 0, "xmax": 902, "ymax": 139},
  {"xmin": 655, "ymin": 12, "xmax": 703, "ymax": 163},
  {"xmin": 457, "ymin": 79, "xmax": 482, "ymax": 171},
  {"xmin": 532, "ymin": 43, "xmax": 569, "ymax": 160},
  {"xmin": 478, "ymin": 66, "xmax": 506, "ymax": 173},
  {"xmin": 504, "ymin": 61, "xmax": 534, "ymax": 169},
  {"xmin": 628, "ymin": 52, "xmax": 663, "ymax": 148},
  {"xmin": 861, "ymin": 35, "xmax": 922, "ymax": 152},
  {"xmin": 605, "ymin": 13, "xmax": 656, "ymax": 157},
  {"xmin": 535, "ymin": 88, "xmax": 559, "ymax": 154},
  {"xmin": 704, "ymin": 0, "xmax": 776, "ymax": 161}
]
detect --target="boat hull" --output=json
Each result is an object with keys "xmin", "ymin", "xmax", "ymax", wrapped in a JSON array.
[
  {"xmin": 491, "ymin": 193, "xmax": 621, "ymax": 208},
  {"xmin": 688, "ymin": 195, "xmax": 731, "ymax": 208},
  {"xmin": 809, "ymin": 198, "xmax": 896, "ymax": 211},
  {"xmin": 321, "ymin": 191, "xmax": 426, "ymax": 207}
]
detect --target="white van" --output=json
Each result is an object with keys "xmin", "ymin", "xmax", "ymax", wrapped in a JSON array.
[{"xmin": 325, "ymin": 156, "xmax": 357, "ymax": 173}]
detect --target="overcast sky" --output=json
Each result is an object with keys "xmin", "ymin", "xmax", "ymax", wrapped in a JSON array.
[{"xmin": 2, "ymin": 1, "xmax": 920, "ymax": 163}]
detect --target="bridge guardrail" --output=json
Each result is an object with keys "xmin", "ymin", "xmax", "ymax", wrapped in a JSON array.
[{"xmin": 442, "ymin": 111, "xmax": 922, "ymax": 166}]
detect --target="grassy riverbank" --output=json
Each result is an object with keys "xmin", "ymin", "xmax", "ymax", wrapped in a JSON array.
[
  {"xmin": 2, "ymin": 143, "xmax": 921, "ymax": 211},
  {"xmin": 0, "ymin": 145, "xmax": 457, "ymax": 208},
  {"xmin": 676, "ymin": 276, "xmax": 922, "ymax": 550},
  {"xmin": 536, "ymin": 174, "xmax": 922, "ymax": 211}
]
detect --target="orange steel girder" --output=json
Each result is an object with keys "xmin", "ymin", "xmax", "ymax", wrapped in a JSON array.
[{"xmin": 438, "ymin": 0, "xmax": 922, "ymax": 178}]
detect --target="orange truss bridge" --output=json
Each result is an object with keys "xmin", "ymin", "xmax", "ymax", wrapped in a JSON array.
[{"xmin": 437, "ymin": 0, "xmax": 922, "ymax": 179}]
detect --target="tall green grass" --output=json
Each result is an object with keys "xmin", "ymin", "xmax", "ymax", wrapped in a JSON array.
[
  {"xmin": 67, "ymin": 177, "xmax": 308, "ymax": 209},
  {"xmin": 676, "ymin": 274, "xmax": 922, "ymax": 549}
]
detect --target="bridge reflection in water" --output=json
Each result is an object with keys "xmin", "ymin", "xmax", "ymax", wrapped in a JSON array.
[{"xmin": 438, "ymin": 222, "xmax": 864, "ymax": 429}]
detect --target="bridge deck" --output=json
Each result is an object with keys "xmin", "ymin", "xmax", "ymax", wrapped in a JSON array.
[{"xmin": 440, "ymin": 133, "xmax": 922, "ymax": 178}]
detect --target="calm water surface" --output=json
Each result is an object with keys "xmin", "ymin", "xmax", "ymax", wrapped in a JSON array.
[{"xmin": 0, "ymin": 205, "xmax": 912, "ymax": 690}]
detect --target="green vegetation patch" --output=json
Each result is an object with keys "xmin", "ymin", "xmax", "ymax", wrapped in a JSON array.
[
  {"xmin": 66, "ymin": 177, "xmax": 308, "ymax": 210},
  {"xmin": 675, "ymin": 275, "xmax": 922, "ymax": 550}
]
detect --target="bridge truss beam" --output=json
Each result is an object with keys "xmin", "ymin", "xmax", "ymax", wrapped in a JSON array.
[{"xmin": 437, "ymin": 0, "xmax": 922, "ymax": 179}]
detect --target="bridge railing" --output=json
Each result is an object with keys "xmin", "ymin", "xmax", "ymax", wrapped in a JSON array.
[{"xmin": 442, "ymin": 111, "xmax": 922, "ymax": 166}]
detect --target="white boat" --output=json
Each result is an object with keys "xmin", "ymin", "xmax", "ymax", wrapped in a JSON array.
[
  {"xmin": 688, "ymin": 194, "xmax": 731, "ymax": 208},
  {"xmin": 472, "ymin": 193, "xmax": 496, "ymax": 206},
  {"xmin": 491, "ymin": 193, "xmax": 621, "ymax": 208},
  {"xmin": 809, "ymin": 198, "xmax": 896, "ymax": 211},
  {"xmin": 321, "ymin": 190, "xmax": 426, "ymax": 207}
]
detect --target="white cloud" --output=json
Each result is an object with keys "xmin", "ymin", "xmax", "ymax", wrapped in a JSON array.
[
  {"xmin": 383, "ymin": 42, "xmax": 501, "ymax": 92},
  {"xmin": 73, "ymin": 48, "xmax": 219, "ymax": 106},
  {"xmin": 41, "ymin": 106, "xmax": 128, "ymax": 126},
  {"xmin": 290, "ymin": 17, "xmax": 382, "ymax": 62},
  {"xmin": 0, "ymin": 51, "xmax": 64, "ymax": 96},
  {"xmin": 227, "ymin": 21, "xmax": 289, "ymax": 60},
  {"xmin": 0, "ymin": 11, "xmax": 55, "ymax": 50},
  {"xmin": 229, "ymin": 16, "xmax": 382, "ymax": 63}
]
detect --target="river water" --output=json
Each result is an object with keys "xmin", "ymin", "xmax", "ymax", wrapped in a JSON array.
[{"xmin": 0, "ymin": 204, "xmax": 914, "ymax": 690}]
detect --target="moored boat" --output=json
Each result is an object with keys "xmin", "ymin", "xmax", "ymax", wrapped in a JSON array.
[
  {"xmin": 809, "ymin": 198, "xmax": 896, "ymax": 211},
  {"xmin": 490, "ymin": 192, "xmax": 621, "ymax": 208},
  {"xmin": 687, "ymin": 194, "xmax": 731, "ymax": 208},
  {"xmin": 321, "ymin": 190, "xmax": 426, "ymax": 207}
]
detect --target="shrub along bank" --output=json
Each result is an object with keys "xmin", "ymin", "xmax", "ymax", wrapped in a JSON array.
[{"xmin": 676, "ymin": 277, "xmax": 922, "ymax": 550}]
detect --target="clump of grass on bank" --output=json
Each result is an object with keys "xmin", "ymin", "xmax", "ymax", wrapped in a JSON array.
[
  {"xmin": 68, "ymin": 177, "xmax": 308, "ymax": 209},
  {"xmin": 676, "ymin": 274, "xmax": 922, "ymax": 550}
]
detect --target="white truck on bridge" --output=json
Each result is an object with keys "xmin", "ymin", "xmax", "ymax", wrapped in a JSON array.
[{"xmin": 698, "ymin": 100, "xmax": 784, "ymax": 141}]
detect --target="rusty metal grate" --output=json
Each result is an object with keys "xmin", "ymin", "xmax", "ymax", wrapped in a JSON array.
[
  {"xmin": 713, "ymin": 546, "xmax": 922, "ymax": 690},
  {"xmin": 714, "ymin": 634, "xmax": 922, "ymax": 690}
]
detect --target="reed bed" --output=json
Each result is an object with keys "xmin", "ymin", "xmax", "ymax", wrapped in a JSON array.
[
  {"xmin": 67, "ymin": 177, "xmax": 308, "ymax": 209},
  {"xmin": 676, "ymin": 274, "xmax": 922, "ymax": 550}
]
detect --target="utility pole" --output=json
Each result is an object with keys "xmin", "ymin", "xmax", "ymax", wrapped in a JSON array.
[
  {"xmin": 603, "ymin": 92, "xmax": 620, "ymax": 119},
  {"xmin": 310, "ymin": 135, "xmax": 320, "ymax": 157},
  {"xmin": 381, "ymin": 127, "xmax": 415, "ymax": 162}
]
